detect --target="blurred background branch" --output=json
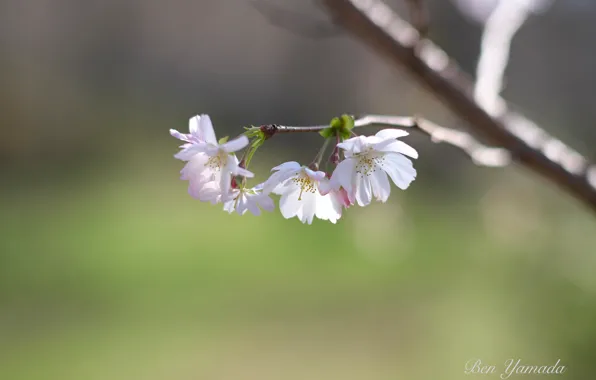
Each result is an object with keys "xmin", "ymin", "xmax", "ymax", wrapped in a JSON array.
[{"xmin": 319, "ymin": 0, "xmax": 596, "ymax": 213}]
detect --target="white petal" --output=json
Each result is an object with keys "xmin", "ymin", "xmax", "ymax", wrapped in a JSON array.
[
  {"xmin": 234, "ymin": 166, "xmax": 254, "ymax": 178},
  {"xmin": 246, "ymin": 200, "xmax": 260, "ymax": 216},
  {"xmin": 279, "ymin": 191, "xmax": 303, "ymax": 219},
  {"xmin": 355, "ymin": 175, "xmax": 372, "ymax": 206},
  {"xmin": 225, "ymin": 155, "xmax": 254, "ymax": 178},
  {"xmin": 199, "ymin": 114, "xmax": 218, "ymax": 145},
  {"xmin": 236, "ymin": 194, "xmax": 250, "ymax": 215},
  {"xmin": 382, "ymin": 153, "xmax": 417, "ymax": 190},
  {"xmin": 318, "ymin": 177, "xmax": 333, "ymax": 195},
  {"xmin": 337, "ymin": 136, "xmax": 368, "ymax": 154},
  {"xmin": 253, "ymin": 182, "xmax": 266, "ymax": 192},
  {"xmin": 264, "ymin": 169, "xmax": 300, "ymax": 195},
  {"xmin": 219, "ymin": 158, "xmax": 236, "ymax": 196},
  {"xmin": 315, "ymin": 193, "xmax": 341, "ymax": 224},
  {"xmin": 369, "ymin": 167, "xmax": 391, "ymax": 202},
  {"xmin": 193, "ymin": 144, "xmax": 220, "ymax": 156},
  {"xmin": 221, "ymin": 135, "xmax": 249, "ymax": 153},
  {"xmin": 271, "ymin": 161, "xmax": 301, "ymax": 172},
  {"xmin": 374, "ymin": 140, "xmax": 418, "ymax": 159},
  {"xmin": 375, "ymin": 129, "xmax": 409, "ymax": 140},
  {"xmin": 223, "ymin": 199, "xmax": 235, "ymax": 213},
  {"xmin": 189, "ymin": 115, "xmax": 200, "ymax": 135},
  {"xmin": 174, "ymin": 144, "xmax": 203, "ymax": 161},
  {"xmin": 298, "ymin": 190, "xmax": 317, "ymax": 224},
  {"xmin": 304, "ymin": 168, "xmax": 326, "ymax": 181},
  {"xmin": 256, "ymin": 194, "xmax": 275, "ymax": 212},
  {"xmin": 329, "ymin": 158, "xmax": 356, "ymax": 195}
]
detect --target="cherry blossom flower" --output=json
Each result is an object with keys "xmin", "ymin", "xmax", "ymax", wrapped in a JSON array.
[
  {"xmin": 263, "ymin": 162, "xmax": 344, "ymax": 224},
  {"xmin": 170, "ymin": 114, "xmax": 215, "ymax": 161},
  {"xmin": 170, "ymin": 114, "xmax": 253, "ymax": 202},
  {"xmin": 328, "ymin": 129, "xmax": 418, "ymax": 206},
  {"xmin": 222, "ymin": 184, "xmax": 275, "ymax": 216}
]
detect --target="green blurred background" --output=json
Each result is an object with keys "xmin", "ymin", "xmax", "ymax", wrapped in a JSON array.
[{"xmin": 1, "ymin": 0, "xmax": 596, "ymax": 379}]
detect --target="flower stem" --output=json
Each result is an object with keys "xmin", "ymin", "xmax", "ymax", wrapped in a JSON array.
[{"xmin": 310, "ymin": 137, "xmax": 331, "ymax": 171}]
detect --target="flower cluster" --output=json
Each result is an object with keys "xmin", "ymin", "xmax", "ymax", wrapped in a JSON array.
[{"xmin": 170, "ymin": 114, "xmax": 418, "ymax": 224}]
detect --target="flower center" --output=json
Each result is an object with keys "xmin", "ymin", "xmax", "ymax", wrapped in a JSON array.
[
  {"xmin": 232, "ymin": 189, "xmax": 243, "ymax": 208},
  {"xmin": 292, "ymin": 172, "xmax": 317, "ymax": 201},
  {"xmin": 206, "ymin": 151, "xmax": 226, "ymax": 171},
  {"xmin": 355, "ymin": 152, "xmax": 385, "ymax": 177}
]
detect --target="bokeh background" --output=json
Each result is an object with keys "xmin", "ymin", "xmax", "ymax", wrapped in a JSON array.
[{"xmin": 1, "ymin": 0, "xmax": 596, "ymax": 379}]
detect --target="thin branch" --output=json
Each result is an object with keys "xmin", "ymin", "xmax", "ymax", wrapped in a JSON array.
[
  {"xmin": 261, "ymin": 114, "xmax": 510, "ymax": 167},
  {"xmin": 356, "ymin": 114, "xmax": 511, "ymax": 167},
  {"xmin": 318, "ymin": 0, "xmax": 596, "ymax": 213}
]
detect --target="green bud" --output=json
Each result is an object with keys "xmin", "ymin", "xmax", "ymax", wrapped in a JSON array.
[{"xmin": 319, "ymin": 114, "xmax": 355, "ymax": 140}]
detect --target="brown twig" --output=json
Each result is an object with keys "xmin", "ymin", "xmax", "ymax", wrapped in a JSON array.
[
  {"xmin": 261, "ymin": 114, "xmax": 510, "ymax": 167},
  {"xmin": 318, "ymin": 0, "xmax": 596, "ymax": 213}
]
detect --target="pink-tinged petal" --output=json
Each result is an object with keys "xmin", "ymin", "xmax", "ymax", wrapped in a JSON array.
[
  {"xmin": 375, "ymin": 129, "xmax": 409, "ymax": 140},
  {"xmin": 188, "ymin": 180, "xmax": 203, "ymax": 200},
  {"xmin": 374, "ymin": 140, "xmax": 418, "ymax": 158},
  {"xmin": 382, "ymin": 153, "xmax": 417, "ymax": 190},
  {"xmin": 271, "ymin": 161, "xmax": 301, "ymax": 172},
  {"xmin": 170, "ymin": 129, "xmax": 190, "ymax": 142},
  {"xmin": 193, "ymin": 181, "xmax": 222, "ymax": 204},
  {"xmin": 337, "ymin": 188, "xmax": 352, "ymax": 208},
  {"xmin": 221, "ymin": 135, "xmax": 249, "ymax": 153},
  {"xmin": 199, "ymin": 114, "xmax": 218, "ymax": 145},
  {"xmin": 180, "ymin": 153, "xmax": 209, "ymax": 180}
]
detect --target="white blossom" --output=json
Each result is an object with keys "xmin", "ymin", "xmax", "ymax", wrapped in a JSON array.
[
  {"xmin": 263, "ymin": 162, "xmax": 344, "ymax": 224},
  {"xmin": 329, "ymin": 129, "xmax": 418, "ymax": 206},
  {"xmin": 223, "ymin": 184, "xmax": 275, "ymax": 216}
]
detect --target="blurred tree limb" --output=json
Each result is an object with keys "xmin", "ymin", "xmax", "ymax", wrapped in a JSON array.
[{"xmin": 318, "ymin": 0, "xmax": 596, "ymax": 213}]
